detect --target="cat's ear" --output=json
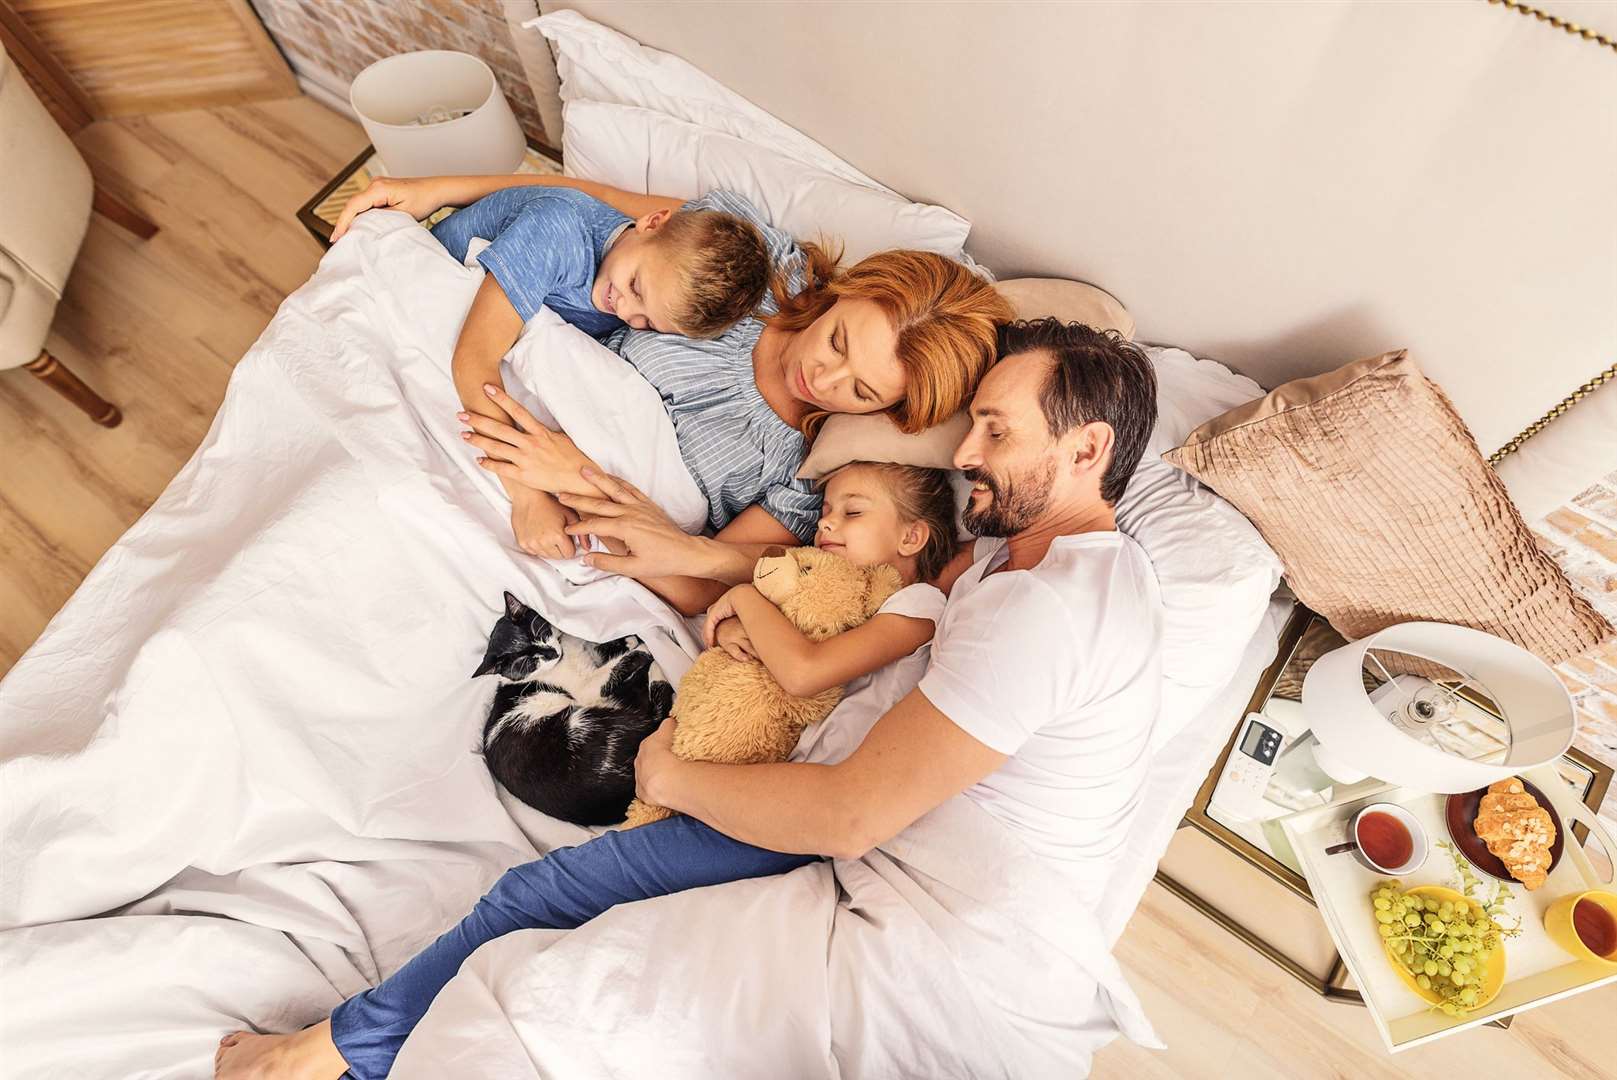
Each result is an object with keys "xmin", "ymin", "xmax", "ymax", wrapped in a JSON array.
[
  {"xmin": 503, "ymin": 591, "xmax": 526, "ymax": 619},
  {"xmin": 472, "ymin": 650, "xmax": 500, "ymax": 679}
]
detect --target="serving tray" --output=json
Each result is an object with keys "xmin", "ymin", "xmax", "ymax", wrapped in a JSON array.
[{"xmin": 1278, "ymin": 763, "xmax": 1617, "ymax": 1052}]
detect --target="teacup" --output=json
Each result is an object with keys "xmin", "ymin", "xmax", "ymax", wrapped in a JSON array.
[
  {"xmin": 1325, "ymin": 802, "xmax": 1429, "ymax": 875},
  {"xmin": 1544, "ymin": 889, "xmax": 1617, "ymax": 968}
]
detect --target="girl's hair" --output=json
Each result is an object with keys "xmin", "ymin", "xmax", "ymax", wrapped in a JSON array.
[
  {"xmin": 770, "ymin": 243, "xmax": 1014, "ymax": 437},
  {"xmin": 839, "ymin": 462, "xmax": 959, "ymax": 584}
]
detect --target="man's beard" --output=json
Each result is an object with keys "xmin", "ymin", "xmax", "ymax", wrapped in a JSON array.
[{"xmin": 960, "ymin": 460, "xmax": 1056, "ymax": 537}]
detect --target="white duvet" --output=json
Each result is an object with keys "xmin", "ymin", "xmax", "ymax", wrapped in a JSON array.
[{"xmin": 0, "ymin": 211, "xmax": 1154, "ymax": 1078}]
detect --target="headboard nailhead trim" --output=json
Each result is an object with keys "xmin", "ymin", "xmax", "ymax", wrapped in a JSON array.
[
  {"xmin": 1485, "ymin": 0, "xmax": 1617, "ymax": 54},
  {"xmin": 1488, "ymin": 364, "xmax": 1617, "ymax": 465},
  {"xmin": 1479, "ymin": 1, "xmax": 1611, "ymax": 462}
]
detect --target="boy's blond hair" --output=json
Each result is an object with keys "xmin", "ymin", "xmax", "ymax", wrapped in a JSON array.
[{"xmin": 652, "ymin": 210, "xmax": 771, "ymax": 338}]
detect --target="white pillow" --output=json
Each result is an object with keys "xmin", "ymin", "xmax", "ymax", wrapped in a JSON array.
[
  {"xmin": 1130, "ymin": 346, "xmax": 1282, "ymax": 747},
  {"xmin": 533, "ymin": 11, "xmax": 975, "ymax": 266},
  {"xmin": 562, "ymin": 100, "xmax": 971, "ymax": 267},
  {"xmin": 534, "ymin": 10, "xmax": 890, "ymax": 190}
]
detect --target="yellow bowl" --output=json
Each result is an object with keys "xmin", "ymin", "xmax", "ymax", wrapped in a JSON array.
[
  {"xmin": 1379, "ymin": 885, "xmax": 1506, "ymax": 1010},
  {"xmin": 1543, "ymin": 890, "xmax": 1617, "ymax": 968}
]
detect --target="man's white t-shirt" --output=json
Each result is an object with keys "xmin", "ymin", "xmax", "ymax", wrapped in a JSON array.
[
  {"xmin": 791, "ymin": 582, "xmax": 946, "ymax": 766},
  {"xmin": 918, "ymin": 532, "xmax": 1163, "ymax": 899}
]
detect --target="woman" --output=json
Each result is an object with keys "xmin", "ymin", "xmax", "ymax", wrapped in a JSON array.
[
  {"xmin": 333, "ymin": 174, "xmax": 1012, "ymax": 614},
  {"xmin": 213, "ymin": 181, "xmax": 1009, "ymax": 1077}
]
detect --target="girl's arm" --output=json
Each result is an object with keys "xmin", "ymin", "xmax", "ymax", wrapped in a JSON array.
[
  {"xmin": 636, "ymin": 687, "xmax": 1008, "ymax": 858},
  {"xmin": 332, "ymin": 174, "xmax": 684, "ymax": 240},
  {"xmin": 711, "ymin": 585, "xmax": 934, "ymax": 697}
]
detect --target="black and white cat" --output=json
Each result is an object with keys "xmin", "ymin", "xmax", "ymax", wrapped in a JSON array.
[{"xmin": 473, "ymin": 591, "xmax": 674, "ymax": 826}]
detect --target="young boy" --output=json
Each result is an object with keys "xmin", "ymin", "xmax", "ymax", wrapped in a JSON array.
[{"xmin": 430, "ymin": 185, "xmax": 770, "ymax": 558}]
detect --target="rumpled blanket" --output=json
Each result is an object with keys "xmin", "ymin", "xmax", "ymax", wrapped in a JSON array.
[{"xmin": 0, "ymin": 211, "xmax": 1155, "ymax": 1078}]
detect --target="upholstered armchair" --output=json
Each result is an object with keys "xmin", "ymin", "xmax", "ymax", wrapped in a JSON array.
[{"xmin": 1, "ymin": 47, "xmax": 151, "ymax": 426}]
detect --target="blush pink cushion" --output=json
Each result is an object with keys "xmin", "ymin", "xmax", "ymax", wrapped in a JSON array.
[{"xmin": 1163, "ymin": 350, "xmax": 1611, "ymax": 663}]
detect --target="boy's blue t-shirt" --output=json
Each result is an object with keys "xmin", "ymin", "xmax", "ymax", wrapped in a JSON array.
[{"xmin": 430, "ymin": 186, "xmax": 631, "ymax": 338}]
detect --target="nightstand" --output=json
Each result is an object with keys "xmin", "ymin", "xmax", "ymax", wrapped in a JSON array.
[
  {"xmin": 296, "ymin": 144, "xmax": 564, "ymax": 248},
  {"xmin": 1155, "ymin": 603, "xmax": 1613, "ymax": 1012}
]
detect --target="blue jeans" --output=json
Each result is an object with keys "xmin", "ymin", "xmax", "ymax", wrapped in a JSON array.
[{"xmin": 329, "ymin": 816, "xmax": 816, "ymax": 1079}]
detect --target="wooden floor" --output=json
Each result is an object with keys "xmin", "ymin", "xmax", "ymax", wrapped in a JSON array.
[{"xmin": 1, "ymin": 97, "xmax": 1612, "ymax": 1077}]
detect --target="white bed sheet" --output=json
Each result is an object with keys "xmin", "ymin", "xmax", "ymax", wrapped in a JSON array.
[
  {"xmin": 1099, "ymin": 597, "xmax": 1290, "ymax": 943},
  {"xmin": 0, "ymin": 212, "xmax": 1212, "ymax": 1078}
]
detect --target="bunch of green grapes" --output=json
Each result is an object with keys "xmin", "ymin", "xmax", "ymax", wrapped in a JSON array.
[{"xmin": 1370, "ymin": 881, "xmax": 1503, "ymax": 1016}]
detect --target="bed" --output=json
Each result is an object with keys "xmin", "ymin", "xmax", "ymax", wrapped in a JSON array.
[
  {"xmin": 0, "ymin": 202, "xmax": 1276, "ymax": 1076},
  {"xmin": 2, "ymin": 4, "xmax": 1611, "ymax": 1078}
]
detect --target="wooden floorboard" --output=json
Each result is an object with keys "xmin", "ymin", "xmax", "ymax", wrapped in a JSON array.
[
  {"xmin": 0, "ymin": 94, "xmax": 1611, "ymax": 1076},
  {"xmin": 0, "ymin": 95, "xmax": 363, "ymax": 673}
]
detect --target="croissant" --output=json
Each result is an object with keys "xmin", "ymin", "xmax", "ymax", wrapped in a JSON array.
[{"xmin": 1473, "ymin": 778, "xmax": 1555, "ymax": 890}]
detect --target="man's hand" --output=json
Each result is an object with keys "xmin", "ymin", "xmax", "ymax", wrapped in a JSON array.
[
  {"xmin": 510, "ymin": 488, "xmax": 577, "ymax": 559},
  {"xmin": 633, "ymin": 715, "xmax": 681, "ymax": 805},
  {"xmin": 331, "ymin": 177, "xmax": 448, "ymax": 241}
]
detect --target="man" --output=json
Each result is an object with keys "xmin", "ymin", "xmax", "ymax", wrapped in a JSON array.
[
  {"xmin": 214, "ymin": 318, "xmax": 1162, "ymax": 1078},
  {"xmin": 622, "ymin": 317, "xmax": 1164, "ymax": 906}
]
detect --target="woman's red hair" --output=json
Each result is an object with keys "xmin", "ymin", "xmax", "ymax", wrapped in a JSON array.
[{"xmin": 770, "ymin": 243, "xmax": 1013, "ymax": 435}]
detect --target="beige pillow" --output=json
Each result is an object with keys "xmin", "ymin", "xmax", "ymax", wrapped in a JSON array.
[
  {"xmin": 996, "ymin": 277, "xmax": 1135, "ymax": 339},
  {"xmin": 1163, "ymin": 350, "xmax": 1612, "ymax": 664},
  {"xmin": 797, "ymin": 277, "xmax": 1132, "ymax": 480}
]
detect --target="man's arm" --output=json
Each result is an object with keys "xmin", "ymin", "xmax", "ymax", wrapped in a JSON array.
[{"xmin": 641, "ymin": 688, "xmax": 1007, "ymax": 858}]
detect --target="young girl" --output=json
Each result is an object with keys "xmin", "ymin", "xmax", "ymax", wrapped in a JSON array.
[{"xmin": 702, "ymin": 462, "xmax": 959, "ymax": 698}]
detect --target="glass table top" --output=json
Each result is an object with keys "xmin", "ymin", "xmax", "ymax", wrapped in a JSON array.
[{"xmin": 1196, "ymin": 606, "xmax": 1610, "ymax": 887}]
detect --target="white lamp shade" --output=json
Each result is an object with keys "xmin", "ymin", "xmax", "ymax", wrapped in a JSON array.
[
  {"xmin": 1302, "ymin": 621, "xmax": 1576, "ymax": 794},
  {"xmin": 350, "ymin": 51, "xmax": 526, "ymax": 178}
]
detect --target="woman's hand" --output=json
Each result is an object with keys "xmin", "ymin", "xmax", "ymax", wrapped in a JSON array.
[
  {"xmin": 557, "ymin": 471, "xmax": 704, "ymax": 579},
  {"xmin": 633, "ymin": 715, "xmax": 681, "ymax": 805},
  {"xmin": 331, "ymin": 176, "xmax": 449, "ymax": 241},
  {"xmin": 460, "ymin": 386, "xmax": 594, "ymax": 494}
]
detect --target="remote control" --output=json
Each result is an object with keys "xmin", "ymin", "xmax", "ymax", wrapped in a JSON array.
[{"xmin": 1210, "ymin": 713, "xmax": 1286, "ymax": 821}]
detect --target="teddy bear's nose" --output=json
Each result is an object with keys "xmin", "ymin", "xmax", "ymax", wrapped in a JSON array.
[{"xmin": 760, "ymin": 545, "xmax": 787, "ymax": 559}]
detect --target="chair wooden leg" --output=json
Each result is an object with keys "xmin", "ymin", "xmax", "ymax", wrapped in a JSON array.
[
  {"xmin": 91, "ymin": 186, "xmax": 159, "ymax": 240},
  {"xmin": 24, "ymin": 350, "xmax": 122, "ymax": 427}
]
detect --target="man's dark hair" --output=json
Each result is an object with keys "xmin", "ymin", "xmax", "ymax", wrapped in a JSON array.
[{"xmin": 995, "ymin": 318, "xmax": 1157, "ymax": 506}]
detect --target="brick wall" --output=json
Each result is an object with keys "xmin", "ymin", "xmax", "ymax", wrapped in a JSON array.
[{"xmin": 249, "ymin": 0, "xmax": 553, "ymax": 149}]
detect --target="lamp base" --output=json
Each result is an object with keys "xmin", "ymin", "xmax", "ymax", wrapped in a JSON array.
[{"xmin": 1310, "ymin": 737, "xmax": 1370, "ymax": 786}]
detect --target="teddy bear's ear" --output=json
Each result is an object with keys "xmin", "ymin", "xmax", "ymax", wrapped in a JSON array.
[{"xmin": 861, "ymin": 564, "xmax": 905, "ymax": 618}]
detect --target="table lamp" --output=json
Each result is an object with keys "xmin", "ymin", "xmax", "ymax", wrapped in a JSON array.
[
  {"xmin": 1300, "ymin": 621, "xmax": 1576, "ymax": 794},
  {"xmin": 349, "ymin": 51, "xmax": 526, "ymax": 177}
]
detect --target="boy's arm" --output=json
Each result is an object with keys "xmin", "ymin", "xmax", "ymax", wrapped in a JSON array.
[
  {"xmin": 454, "ymin": 275, "xmax": 524, "ymax": 426},
  {"xmin": 454, "ymin": 275, "xmax": 542, "ymax": 511},
  {"xmin": 332, "ymin": 175, "xmax": 684, "ymax": 240}
]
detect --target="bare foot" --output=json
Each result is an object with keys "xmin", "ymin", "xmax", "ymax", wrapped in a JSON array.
[{"xmin": 215, "ymin": 1020, "xmax": 348, "ymax": 1079}]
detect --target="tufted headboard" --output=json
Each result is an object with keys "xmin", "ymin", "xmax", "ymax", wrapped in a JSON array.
[{"xmin": 521, "ymin": 1, "xmax": 1615, "ymax": 506}]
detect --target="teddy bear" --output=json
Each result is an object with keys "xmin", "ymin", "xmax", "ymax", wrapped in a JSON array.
[{"xmin": 621, "ymin": 546, "xmax": 903, "ymax": 828}]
